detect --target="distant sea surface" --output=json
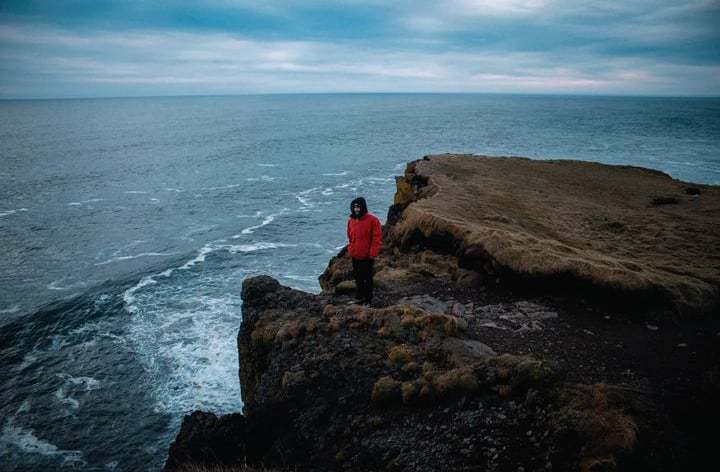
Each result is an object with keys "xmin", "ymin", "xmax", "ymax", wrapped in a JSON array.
[{"xmin": 1, "ymin": 94, "xmax": 719, "ymax": 471}]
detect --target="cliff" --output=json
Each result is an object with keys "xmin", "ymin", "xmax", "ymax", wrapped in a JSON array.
[{"xmin": 164, "ymin": 155, "xmax": 720, "ymax": 472}]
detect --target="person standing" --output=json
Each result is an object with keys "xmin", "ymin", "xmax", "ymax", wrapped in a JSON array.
[{"xmin": 347, "ymin": 197, "xmax": 382, "ymax": 305}]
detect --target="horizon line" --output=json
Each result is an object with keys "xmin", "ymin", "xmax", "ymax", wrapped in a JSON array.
[{"xmin": 2, "ymin": 91, "xmax": 719, "ymax": 102}]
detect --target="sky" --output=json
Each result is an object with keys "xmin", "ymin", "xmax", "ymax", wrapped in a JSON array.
[{"xmin": 0, "ymin": 0, "xmax": 718, "ymax": 98}]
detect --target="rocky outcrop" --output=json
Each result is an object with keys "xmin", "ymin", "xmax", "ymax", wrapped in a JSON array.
[{"xmin": 165, "ymin": 155, "xmax": 720, "ymax": 472}]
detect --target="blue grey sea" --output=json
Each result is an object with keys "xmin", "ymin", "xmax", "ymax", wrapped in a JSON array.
[{"xmin": 1, "ymin": 94, "xmax": 719, "ymax": 471}]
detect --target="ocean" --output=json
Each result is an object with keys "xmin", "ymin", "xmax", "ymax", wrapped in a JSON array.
[{"xmin": 1, "ymin": 94, "xmax": 719, "ymax": 471}]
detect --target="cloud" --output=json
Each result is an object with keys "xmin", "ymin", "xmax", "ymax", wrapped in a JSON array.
[{"xmin": 0, "ymin": 1, "xmax": 718, "ymax": 97}]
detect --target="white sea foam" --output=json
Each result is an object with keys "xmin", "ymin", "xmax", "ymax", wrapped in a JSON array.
[
  {"xmin": 235, "ymin": 208, "xmax": 289, "ymax": 236},
  {"xmin": 281, "ymin": 274, "xmax": 317, "ymax": 281},
  {"xmin": 201, "ymin": 183, "xmax": 241, "ymax": 191},
  {"xmin": 321, "ymin": 188, "xmax": 334, "ymax": 196},
  {"xmin": 178, "ymin": 245, "xmax": 215, "ymax": 270},
  {"xmin": 58, "ymin": 374, "xmax": 101, "ymax": 391},
  {"xmin": 47, "ymin": 278, "xmax": 88, "ymax": 291},
  {"xmin": 52, "ymin": 374, "xmax": 101, "ymax": 411},
  {"xmin": 257, "ymin": 163, "xmax": 278, "ymax": 167},
  {"xmin": 0, "ymin": 208, "xmax": 28, "ymax": 217},
  {"xmin": 95, "ymin": 252, "xmax": 176, "ymax": 266},
  {"xmin": 224, "ymin": 242, "xmax": 296, "ymax": 253},
  {"xmin": 299, "ymin": 186, "xmax": 320, "ymax": 195},
  {"xmin": 295, "ymin": 187, "xmax": 321, "ymax": 207},
  {"xmin": 123, "ymin": 190, "xmax": 148, "ymax": 194},
  {"xmin": 322, "ymin": 171, "xmax": 349, "ymax": 176},
  {"xmin": 122, "ymin": 276, "xmax": 158, "ymax": 314},
  {"xmin": 17, "ymin": 353, "xmax": 38, "ymax": 372},
  {"xmin": 120, "ymin": 211, "xmax": 298, "ymax": 415},
  {"xmin": 126, "ymin": 284, "xmax": 244, "ymax": 415},
  {"xmin": 48, "ymin": 334, "xmax": 70, "ymax": 352},
  {"xmin": 364, "ymin": 176, "xmax": 394, "ymax": 183},
  {"xmin": 17, "ymin": 400, "xmax": 31, "ymax": 414},
  {"xmin": 55, "ymin": 388, "xmax": 80, "ymax": 409},
  {"xmin": 108, "ymin": 239, "xmax": 149, "ymax": 256},
  {"xmin": 246, "ymin": 175, "xmax": 283, "ymax": 182},
  {"xmin": 0, "ymin": 304, "xmax": 20, "ymax": 314},
  {"xmin": 240, "ymin": 215, "xmax": 275, "ymax": 234},
  {"xmin": 165, "ymin": 187, "xmax": 184, "ymax": 192},
  {"xmin": 0, "ymin": 419, "xmax": 85, "ymax": 466}
]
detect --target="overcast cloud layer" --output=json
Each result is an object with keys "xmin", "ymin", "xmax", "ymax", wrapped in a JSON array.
[{"xmin": 0, "ymin": 0, "xmax": 718, "ymax": 98}]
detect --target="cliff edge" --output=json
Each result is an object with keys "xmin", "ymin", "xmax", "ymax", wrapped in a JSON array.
[{"xmin": 164, "ymin": 155, "xmax": 719, "ymax": 472}]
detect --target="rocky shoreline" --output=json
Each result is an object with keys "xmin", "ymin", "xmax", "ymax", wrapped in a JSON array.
[{"xmin": 163, "ymin": 155, "xmax": 719, "ymax": 471}]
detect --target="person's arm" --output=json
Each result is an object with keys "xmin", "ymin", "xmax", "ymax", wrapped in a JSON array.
[
  {"xmin": 369, "ymin": 217, "xmax": 382, "ymax": 258},
  {"xmin": 347, "ymin": 219, "xmax": 352, "ymax": 243}
]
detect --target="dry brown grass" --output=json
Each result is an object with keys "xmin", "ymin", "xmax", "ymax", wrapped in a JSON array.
[
  {"xmin": 388, "ymin": 344, "xmax": 413, "ymax": 364},
  {"xmin": 431, "ymin": 367, "xmax": 479, "ymax": 395},
  {"xmin": 389, "ymin": 155, "xmax": 720, "ymax": 314},
  {"xmin": 371, "ymin": 376, "xmax": 402, "ymax": 403},
  {"xmin": 487, "ymin": 354, "xmax": 550, "ymax": 388},
  {"xmin": 553, "ymin": 383, "xmax": 641, "ymax": 472}
]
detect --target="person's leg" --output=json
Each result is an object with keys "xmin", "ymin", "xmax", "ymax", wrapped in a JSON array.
[
  {"xmin": 365, "ymin": 259, "xmax": 374, "ymax": 303},
  {"xmin": 355, "ymin": 259, "xmax": 372, "ymax": 304},
  {"xmin": 352, "ymin": 258, "xmax": 365, "ymax": 302}
]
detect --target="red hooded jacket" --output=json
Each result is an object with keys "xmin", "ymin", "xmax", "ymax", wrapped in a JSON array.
[{"xmin": 347, "ymin": 212, "xmax": 382, "ymax": 260}]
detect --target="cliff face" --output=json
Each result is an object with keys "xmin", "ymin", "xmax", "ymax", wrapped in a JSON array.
[{"xmin": 165, "ymin": 155, "xmax": 720, "ymax": 472}]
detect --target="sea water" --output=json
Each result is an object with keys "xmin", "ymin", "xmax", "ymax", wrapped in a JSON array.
[{"xmin": 1, "ymin": 94, "xmax": 719, "ymax": 471}]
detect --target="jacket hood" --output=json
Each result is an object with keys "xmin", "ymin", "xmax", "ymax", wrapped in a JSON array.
[{"xmin": 350, "ymin": 197, "xmax": 368, "ymax": 219}]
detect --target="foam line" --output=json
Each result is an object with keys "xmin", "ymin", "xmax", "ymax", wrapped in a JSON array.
[
  {"xmin": 0, "ymin": 305, "xmax": 20, "ymax": 314},
  {"xmin": 200, "ymin": 183, "xmax": 241, "ymax": 191},
  {"xmin": 235, "ymin": 208, "xmax": 289, "ymax": 236},
  {"xmin": 178, "ymin": 245, "xmax": 215, "ymax": 270},
  {"xmin": 122, "ymin": 276, "xmax": 158, "ymax": 313},
  {"xmin": 95, "ymin": 252, "xmax": 176, "ymax": 266},
  {"xmin": 0, "ymin": 419, "xmax": 85, "ymax": 466},
  {"xmin": 67, "ymin": 198, "xmax": 104, "ymax": 206},
  {"xmin": 0, "ymin": 208, "xmax": 28, "ymax": 217},
  {"xmin": 223, "ymin": 242, "xmax": 297, "ymax": 253},
  {"xmin": 47, "ymin": 279, "xmax": 88, "ymax": 291}
]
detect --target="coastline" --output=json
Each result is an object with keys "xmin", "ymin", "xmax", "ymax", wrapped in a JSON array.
[{"xmin": 164, "ymin": 154, "xmax": 720, "ymax": 471}]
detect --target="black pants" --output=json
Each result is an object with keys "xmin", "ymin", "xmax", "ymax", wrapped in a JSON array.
[{"xmin": 352, "ymin": 258, "xmax": 374, "ymax": 303}]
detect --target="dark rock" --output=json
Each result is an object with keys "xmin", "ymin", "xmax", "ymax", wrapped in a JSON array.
[
  {"xmin": 241, "ymin": 275, "xmax": 280, "ymax": 306},
  {"xmin": 652, "ymin": 196, "xmax": 679, "ymax": 206}
]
